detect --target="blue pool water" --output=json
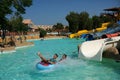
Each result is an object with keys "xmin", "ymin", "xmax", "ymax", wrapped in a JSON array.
[{"xmin": 0, "ymin": 38, "xmax": 120, "ymax": 80}]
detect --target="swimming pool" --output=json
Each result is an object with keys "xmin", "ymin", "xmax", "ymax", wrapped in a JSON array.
[{"xmin": 0, "ymin": 38, "xmax": 120, "ymax": 80}]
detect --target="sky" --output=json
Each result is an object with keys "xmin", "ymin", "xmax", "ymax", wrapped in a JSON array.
[{"xmin": 23, "ymin": 0, "xmax": 120, "ymax": 25}]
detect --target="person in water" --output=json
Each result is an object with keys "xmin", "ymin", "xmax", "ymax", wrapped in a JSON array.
[
  {"xmin": 37, "ymin": 52, "xmax": 58, "ymax": 64},
  {"xmin": 59, "ymin": 54, "xmax": 67, "ymax": 62}
]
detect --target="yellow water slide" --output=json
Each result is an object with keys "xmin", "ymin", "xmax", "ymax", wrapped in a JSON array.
[
  {"xmin": 95, "ymin": 22, "xmax": 110, "ymax": 32},
  {"xmin": 69, "ymin": 22, "xmax": 110, "ymax": 38},
  {"xmin": 69, "ymin": 30, "xmax": 89, "ymax": 38}
]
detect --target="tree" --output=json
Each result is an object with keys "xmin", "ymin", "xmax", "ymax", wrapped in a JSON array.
[
  {"xmin": 92, "ymin": 15, "xmax": 102, "ymax": 29},
  {"xmin": 66, "ymin": 11, "xmax": 93, "ymax": 33},
  {"xmin": 53, "ymin": 23, "xmax": 64, "ymax": 35},
  {"xmin": 78, "ymin": 11, "xmax": 89, "ymax": 30},
  {"xmin": 39, "ymin": 28, "xmax": 47, "ymax": 38},
  {"xmin": 85, "ymin": 18, "xmax": 93, "ymax": 30},
  {"xmin": 64, "ymin": 26, "xmax": 69, "ymax": 32},
  {"xmin": 100, "ymin": 15, "xmax": 115, "ymax": 23},
  {"xmin": 8, "ymin": 14, "xmax": 28, "ymax": 43},
  {"xmin": 66, "ymin": 12, "xmax": 79, "ymax": 33},
  {"xmin": 0, "ymin": 0, "xmax": 32, "ymax": 41}
]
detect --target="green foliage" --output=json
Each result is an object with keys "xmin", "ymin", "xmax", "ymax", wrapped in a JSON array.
[
  {"xmin": 92, "ymin": 15, "xmax": 102, "ymax": 29},
  {"xmin": 8, "ymin": 15, "xmax": 28, "ymax": 32},
  {"xmin": 12, "ymin": 0, "xmax": 32, "ymax": 14},
  {"xmin": 0, "ymin": 0, "xmax": 32, "ymax": 42},
  {"xmin": 0, "ymin": 0, "xmax": 32, "ymax": 30},
  {"xmin": 65, "ymin": 26, "xmax": 69, "ymax": 32},
  {"xmin": 66, "ymin": 12, "xmax": 79, "ymax": 33},
  {"xmin": 53, "ymin": 23, "xmax": 64, "ymax": 35},
  {"xmin": 78, "ymin": 11, "xmax": 89, "ymax": 30},
  {"xmin": 66, "ymin": 11, "xmax": 117, "ymax": 33},
  {"xmin": 100, "ymin": 15, "xmax": 115, "ymax": 23},
  {"xmin": 85, "ymin": 18, "xmax": 93, "ymax": 30},
  {"xmin": 39, "ymin": 28, "xmax": 47, "ymax": 38},
  {"xmin": 53, "ymin": 23, "xmax": 64, "ymax": 31},
  {"xmin": 66, "ymin": 11, "xmax": 92, "ymax": 33},
  {"xmin": 107, "ymin": 22, "xmax": 119, "ymax": 28},
  {"xmin": 0, "ymin": 0, "xmax": 32, "ymax": 15},
  {"xmin": 46, "ymin": 28, "xmax": 52, "ymax": 32}
]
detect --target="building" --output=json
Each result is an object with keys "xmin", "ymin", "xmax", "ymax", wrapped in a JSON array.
[
  {"xmin": 22, "ymin": 19, "xmax": 54, "ymax": 32},
  {"xmin": 22, "ymin": 19, "xmax": 34, "ymax": 27},
  {"xmin": 38, "ymin": 25, "xmax": 53, "ymax": 30},
  {"xmin": 102, "ymin": 7, "xmax": 120, "ymax": 22}
]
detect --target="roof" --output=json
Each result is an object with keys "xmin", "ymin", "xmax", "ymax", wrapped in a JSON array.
[
  {"xmin": 22, "ymin": 19, "xmax": 33, "ymax": 24},
  {"xmin": 104, "ymin": 7, "xmax": 120, "ymax": 11}
]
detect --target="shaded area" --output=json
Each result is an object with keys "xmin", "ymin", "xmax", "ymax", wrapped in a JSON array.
[
  {"xmin": 95, "ymin": 25, "xmax": 120, "ymax": 38},
  {"xmin": 80, "ymin": 34, "xmax": 94, "ymax": 41}
]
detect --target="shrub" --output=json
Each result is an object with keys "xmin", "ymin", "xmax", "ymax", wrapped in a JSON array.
[{"xmin": 39, "ymin": 28, "xmax": 47, "ymax": 38}]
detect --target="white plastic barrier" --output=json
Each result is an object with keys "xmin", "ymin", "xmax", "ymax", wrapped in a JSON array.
[{"xmin": 78, "ymin": 36, "xmax": 120, "ymax": 61}]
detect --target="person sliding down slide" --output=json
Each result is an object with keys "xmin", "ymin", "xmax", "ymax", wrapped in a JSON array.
[{"xmin": 37, "ymin": 52, "xmax": 58, "ymax": 65}]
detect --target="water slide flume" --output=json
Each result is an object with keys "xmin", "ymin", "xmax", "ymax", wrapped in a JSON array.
[
  {"xmin": 70, "ymin": 30, "xmax": 89, "ymax": 38},
  {"xmin": 69, "ymin": 22, "xmax": 109, "ymax": 38},
  {"xmin": 78, "ymin": 36, "xmax": 120, "ymax": 61}
]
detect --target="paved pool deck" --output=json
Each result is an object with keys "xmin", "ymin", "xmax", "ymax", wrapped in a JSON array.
[{"xmin": 0, "ymin": 36, "xmax": 67, "ymax": 54}]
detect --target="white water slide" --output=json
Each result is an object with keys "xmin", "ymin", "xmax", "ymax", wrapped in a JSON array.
[{"xmin": 78, "ymin": 36, "xmax": 120, "ymax": 61}]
